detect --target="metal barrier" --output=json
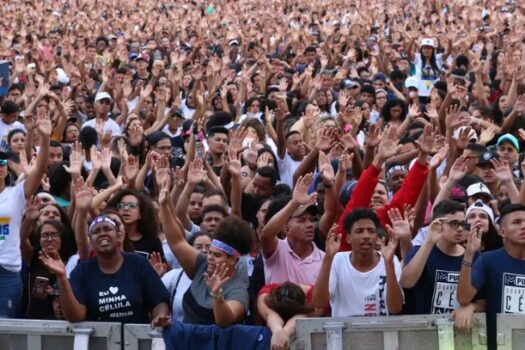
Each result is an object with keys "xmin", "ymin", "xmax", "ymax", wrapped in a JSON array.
[
  {"xmin": 292, "ymin": 314, "xmax": 487, "ymax": 350},
  {"xmin": 123, "ymin": 324, "xmax": 164, "ymax": 350},
  {"xmin": 496, "ymin": 314, "xmax": 525, "ymax": 349},
  {"xmin": 0, "ymin": 319, "xmax": 121, "ymax": 350}
]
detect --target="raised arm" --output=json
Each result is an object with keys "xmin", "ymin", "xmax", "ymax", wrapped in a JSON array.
[
  {"xmin": 159, "ymin": 179, "xmax": 200, "ymax": 279},
  {"xmin": 381, "ymin": 228, "xmax": 403, "ymax": 314},
  {"xmin": 175, "ymin": 159, "xmax": 206, "ymax": 230},
  {"xmin": 457, "ymin": 225, "xmax": 481, "ymax": 305},
  {"xmin": 24, "ymin": 110, "xmax": 51, "ymax": 198},
  {"xmin": 261, "ymin": 174, "xmax": 317, "ymax": 258},
  {"xmin": 312, "ymin": 226, "xmax": 340, "ymax": 309}
]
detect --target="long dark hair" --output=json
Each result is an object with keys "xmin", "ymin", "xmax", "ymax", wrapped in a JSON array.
[
  {"xmin": 419, "ymin": 46, "xmax": 440, "ymax": 75},
  {"xmin": 380, "ymin": 98, "xmax": 407, "ymax": 123},
  {"xmin": 106, "ymin": 190, "xmax": 160, "ymax": 239},
  {"xmin": 482, "ymin": 221, "xmax": 503, "ymax": 252},
  {"xmin": 33, "ymin": 220, "xmax": 77, "ymax": 262}
]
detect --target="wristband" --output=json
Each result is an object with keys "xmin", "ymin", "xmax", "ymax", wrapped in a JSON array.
[
  {"xmin": 462, "ymin": 260, "xmax": 472, "ymax": 267},
  {"xmin": 210, "ymin": 288, "xmax": 223, "ymax": 299}
]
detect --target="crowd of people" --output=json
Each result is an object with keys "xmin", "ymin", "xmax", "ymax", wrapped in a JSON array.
[{"xmin": 0, "ymin": 0, "xmax": 524, "ymax": 349}]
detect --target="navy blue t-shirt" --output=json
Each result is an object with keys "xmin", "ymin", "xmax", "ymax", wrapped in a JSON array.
[
  {"xmin": 69, "ymin": 252, "xmax": 170, "ymax": 323},
  {"xmin": 405, "ymin": 245, "xmax": 475, "ymax": 314},
  {"xmin": 472, "ymin": 248, "xmax": 525, "ymax": 350}
]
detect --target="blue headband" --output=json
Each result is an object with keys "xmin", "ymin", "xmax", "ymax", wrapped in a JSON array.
[
  {"xmin": 88, "ymin": 216, "xmax": 117, "ymax": 235},
  {"xmin": 211, "ymin": 239, "xmax": 240, "ymax": 257}
]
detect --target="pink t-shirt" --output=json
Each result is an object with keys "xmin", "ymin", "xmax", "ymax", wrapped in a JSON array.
[{"xmin": 263, "ymin": 238, "xmax": 325, "ymax": 285}]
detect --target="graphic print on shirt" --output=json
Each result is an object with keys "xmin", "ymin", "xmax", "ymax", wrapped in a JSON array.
[
  {"xmin": 98, "ymin": 286, "xmax": 132, "ymax": 319},
  {"xmin": 502, "ymin": 273, "xmax": 525, "ymax": 314},
  {"xmin": 0, "ymin": 217, "xmax": 10, "ymax": 241},
  {"xmin": 363, "ymin": 276, "xmax": 387, "ymax": 316},
  {"xmin": 431, "ymin": 270, "xmax": 459, "ymax": 314}
]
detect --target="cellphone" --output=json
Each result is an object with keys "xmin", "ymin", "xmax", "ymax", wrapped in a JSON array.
[
  {"xmin": 195, "ymin": 141, "xmax": 205, "ymax": 159},
  {"xmin": 32, "ymin": 276, "xmax": 50, "ymax": 299}
]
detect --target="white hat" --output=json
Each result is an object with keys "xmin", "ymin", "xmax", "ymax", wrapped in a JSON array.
[
  {"xmin": 404, "ymin": 76, "xmax": 419, "ymax": 89},
  {"xmin": 420, "ymin": 38, "xmax": 436, "ymax": 48},
  {"xmin": 466, "ymin": 200, "xmax": 494, "ymax": 223},
  {"xmin": 453, "ymin": 126, "xmax": 478, "ymax": 143},
  {"xmin": 466, "ymin": 182, "xmax": 493, "ymax": 198},
  {"xmin": 94, "ymin": 92, "xmax": 113, "ymax": 103}
]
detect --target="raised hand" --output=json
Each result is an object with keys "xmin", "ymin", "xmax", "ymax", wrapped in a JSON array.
[
  {"xmin": 386, "ymin": 208, "xmax": 411, "ymax": 240},
  {"xmin": 449, "ymin": 156, "xmax": 469, "ymax": 182},
  {"xmin": 148, "ymin": 252, "xmax": 167, "ymax": 277},
  {"xmin": 465, "ymin": 224, "xmax": 482, "ymax": 256},
  {"xmin": 425, "ymin": 104, "xmax": 438, "ymax": 120},
  {"xmin": 25, "ymin": 196, "xmax": 42, "ymax": 221},
  {"xmin": 158, "ymin": 176, "xmax": 171, "ymax": 205},
  {"xmin": 74, "ymin": 177, "xmax": 93, "ymax": 211},
  {"xmin": 226, "ymin": 150, "xmax": 242, "ymax": 177},
  {"xmin": 325, "ymin": 225, "xmax": 341, "ymax": 257},
  {"xmin": 63, "ymin": 142, "xmax": 84, "ymax": 176},
  {"xmin": 425, "ymin": 218, "xmax": 444, "ymax": 244},
  {"xmin": 154, "ymin": 155, "xmax": 171, "ymax": 187},
  {"xmin": 39, "ymin": 250, "xmax": 66, "ymax": 277},
  {"xmin": 318, "ymin": 151, "xmax": 335, "ymax": 183},
  {"xmin": 315, "ymin": 127, "xmax": 337, "ymax": 151},
  {"xmin": 456, "ymin": 126, "xmax": 472, "ymax": 150},
  {"xmin": 188, "ymin": 159, "xmax": 206, "ymax": 185},
  {"xmin": 445, "ymin": 104, "xmax": 461, "ymax": 130},
  {"xmin": 229, "ymin": 127, "xmax": 248, "ymax": 155},
  {"xmin": 429, "ymin": 143, "xmax": 449, "ymax": 169},
  {"xmin": 490, "ymin": 158, "xmax": 512, "ymax": 182},
  {"xmin": 292, "ymin": 173, "xmax": 318, "ymax": 206},
  {"xmin": 365, "ymin": 124, "xmax": 381, "ymax": 149},
  {"xmin": 479, "ymin": 126, "xmax": 497, "ymax": 145},
  {"xmin": 36, "ymin": 109, "xmax": 52, "ymax": 137},
  {"xmin": 407, "ymin": 104, "xmax": 420, "ymax": 119},
  {"xmin": 376, "ymin": 125, "xmax": 400, "ymax": 161},
  {"xmin": 381, "ymin": 227, "xmax": 399, "ymax": 262},
  {"xmin": 123, "ymin": 155, "xmax": 139, "ymax": 181},
  {"xmin": 414, "ymin": 124, "xmax": 434, "ymax": 155},
  {"xmin": 204, "ymin": 262, "xmax": 232, "ymax": 295}
]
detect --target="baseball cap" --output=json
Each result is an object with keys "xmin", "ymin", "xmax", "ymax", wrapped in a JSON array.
[
  {"xmin": 466, "ymin": 200, "xmax": 495, "ymax": 223},
  {"xmin": 291, "ymin": 204, "xmax": 318, "ymax": 218},
  {"xmin": 373, "ymin": 73, "xmax": 387, "ymax": 82},
  {"xmin": 420, "ymin": 38, "xmax": 436, "ymax": 48},
  {"xmin": 404, "ymin": 76, "xmax": 419, "ymax": 89},
  {"xmin": 466, "ymin": 182, "xmax": 493, "ymax": 198},
  {"xmin": 136, "ymin": 53, "xmax": 150, "ymax": 62},
  {"xmin": 94, "ymin": 92, "xmax": 113, "ymax": 103},
  {"xmin": 496, "ymin": 133, "xmax": 519, "ymax": 152},
  {"xmin": 453, "ymin": 126, "xmax": 478, "ymax": 143},
  {"xmin": 229, "ymin": 39, "xmax": 240, "ymax": 46},
  {"xmin": 478, "ymin": 151, "xmax": 499, "ymax": 166},
  {"xmin": 342, "ymin": 79, "xmax": 359, "ymax": 89},
  {"xmin": 339, "ymin": 180, "xmax": 358, "ymax": 206}
]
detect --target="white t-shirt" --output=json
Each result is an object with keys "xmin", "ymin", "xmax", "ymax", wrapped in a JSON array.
[
  {"xmin": 277, "ymin": 153, "xmax": 302, "ymax": 188},
  {"xmin": 161, "ymin": 268, "xmax": 192, "ymax": 322},
  {"xmin": 0, "ymin": 120, "xmax": 26, "ymax": 150},
  {"xmin": 0, "ymin": 182, "xmax": 26, "ymax": 272},
  {"xmin": 329, "ymin": 251, "xmax": 402, "ymax": 317},
  {"xmin": 82, "ymin": 117, "xmax": 122, "ymax": 136}
]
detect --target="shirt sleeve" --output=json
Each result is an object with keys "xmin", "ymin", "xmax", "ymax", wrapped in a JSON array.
[
  {"xmin": 471, "ymin": 254, "xmax": 487, "ymax": 292},
  {"xmin": 404, "ymin": 245, "xmax": 421, "ymax": 265},
  {"xmin": 328, "ymin": 253, "xmax": 340, "ymax": 301},
  {"xmin": 141, "ymin": 258, "xmax": 170, "ymax": 310},
  {"xmin": 69, "ymin": 263, "xmax": 88, "ymax": 305}
]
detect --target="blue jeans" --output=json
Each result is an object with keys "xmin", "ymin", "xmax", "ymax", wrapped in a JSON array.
[{"xmin": 0, "ymin": 265, "xmax": 21, "ymax": 318}]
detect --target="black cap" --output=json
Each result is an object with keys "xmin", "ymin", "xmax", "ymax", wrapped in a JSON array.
[{"xmin": 478, "ymin": 151, "xmax": 499, "ymax": 166}]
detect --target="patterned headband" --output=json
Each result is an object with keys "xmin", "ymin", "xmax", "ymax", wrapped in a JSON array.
[
  {"xmin": 88, "ymin": 216, "xmax": 117, "ymax": 235},
  {"xmin": 211, "ymin": 239, "xmax": 240, "ymax": 257}
]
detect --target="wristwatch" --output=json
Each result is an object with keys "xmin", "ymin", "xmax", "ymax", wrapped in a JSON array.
[{"xmin": 209, "ymin": 288, "xmax": 224, "ymax": 299}]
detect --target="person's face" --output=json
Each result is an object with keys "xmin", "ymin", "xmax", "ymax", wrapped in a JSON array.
[
  {"xmin": 142, "ymin": 97, "xmax": 154, "ymax": 112},
  {"xmin": 376, "ymin": 92, "xmax": 387, "ymax": 108},
  {"xmin": 206, "ymin": 245, "xmax": 237, "ymax": 275},
  {"xmin": 461, "ymin": 149, "xmax": 479, "ymax": 173},
  {"xmin": 182, "ymin": 74, "xmax": 192, "ymax": 88},
  {"xmin": 95, "ymin": 99, "xmax": 111, "ymax": 116},
  {"xmin": 38, "ymin": 205, "xmax": 61, "ymax": 226},
  {"xmin": 106, "ymin": 213, "xmax": 126, "ymax": 249},
  {"xmin": 52, "ymin": 297, "xmax": 63, "ymax": 319},
  {"xmin": 286, "ymin": 212, "xmax": 315, "ymax": 243},
  {"xmin": 441, "ymin": 211, "xmax": 467, "ymax": 244},
  {"xmin": 208, "ymin": 132, "xmax": 228, "ymax": 155},
  {"xmin": 478, "ymin": 164, "xmax": 496, "ymax": 184},
  {"xmin": 7, "ymin": 88, "xmax": 21, "ymax": 102},
  {"xmin": 286, "ymin": 133, "xmax": 305, "ymax": 160},
  {"xmin": 39, "ymin": 223, "xmax": 62, "ymax": 255},
  {"xmin": 248, "ymin": 100, "xmax": 261, "ymax": 113},
  {"xmin": 346, "ymin": 218, "xmax": 378, "ymax": 254},
  {"xmin": 188, "ymin": 192, "xmax": 204, "ymax": 221},
  {"xmin": 388, "ymin": 170, "xmax": 406, "ymax": 193},
  {"xmin": 117, "ymin": 195, "xmax": 141, "ymax": 224},
  {"xmin": 315, "ymin": 91, "xmax": 327, "ymax": 106},
  {"xmin": 9, "ymin": 132, "xmax": 25, "ymax": 154},
  {"xmin": 256, "ymin": 200, "xmax": 270, "ymax": 233},
  {"xmin": 466, "ymin": 208, "xmax": 490, "ymax": 235},
  {"xmin": 97, "ymin": 40, "xmax": 107, "ymax": 53},
  {"xmin": 497, "ymin": 184, "xmax": 509, "ymax": 204},
  {"xmin": 193, "ymin": 235, "xmax": 212, "ymax": 254},
  {"xmin": 321, "ymin": 74, "xmax": 333, "ymax": 89},
  {"xmin": 252, "ymin": 174, "xmax": 273, "ymax": 198},
  {"xmin": 389, "ymin": 105, "xmax": 403, "ymax": 120},
  {"xmin": 305, "ymin": 50, "xmax": 316, "ymax": 62},
  {"xmin": 136, "ymin": 60, "xmax": 148, "ymax": 72},
  {"xmin": 227, "ymin": 84, "xmax": 238, "ymax": 99},
  {"xmin": 49, "ymin": 146, "xmax": 63, "ymax": 166},
  {"xmin": 200, "ymin": 211, "xmax": 225, "ymax": 234},
  {"xmin": 89, "ymin": 222, "xmax": 119, "ymax": 254},
  {"xmin": 497, "ymin": 142, "xmax": 518, "ymax": 164},
  {"xmin": 154, "ymin": 138, "xmax": 172, "ymax": 155},
  {"xmin": 65, "ymin": 125, "xmax": 79, "ymax": 142},
  {"xmin": 422, "ymin": 46, "xmax": 434, "ymax": 58},
  {"xmin": 499, "ymin": 95, "xmax": 508, "ymax": 110},
  {"xmin": 373, "ymin": 80, "xmax": 386, "ymax": 90},
  {"xmin": 370, "ymin": 183, "xmax": 388, "ymax": 210},
  {"xmin": 500, "ymin": 210, "xmax": 525, "ymax": 246}
]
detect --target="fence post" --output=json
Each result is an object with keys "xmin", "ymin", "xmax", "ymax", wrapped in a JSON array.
[
  {"xmin": 323, "ymin": 321, "xmax": 345, "ymax": 350},
  {"xmin": 436, "ymin": 319, "xmax": 455, "ymax": 350},
  {"xmin": 72, "ymin": 327, "xmax": 93, "ymax": 350}
]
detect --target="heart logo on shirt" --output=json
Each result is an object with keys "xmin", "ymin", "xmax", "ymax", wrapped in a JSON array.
[{"xmin": 109, "ymin": 287, "xmax": 119, "ymax": 295}]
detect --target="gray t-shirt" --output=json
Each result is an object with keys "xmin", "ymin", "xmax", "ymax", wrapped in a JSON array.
[{"xmin": 182, "ymin": 253, "xmax": 249, "ymax": 324}]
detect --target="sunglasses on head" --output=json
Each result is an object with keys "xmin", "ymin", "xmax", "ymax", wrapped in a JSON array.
[{"xmin": 0, "ymin": 159, "xmax": 8, "ymax": 166}]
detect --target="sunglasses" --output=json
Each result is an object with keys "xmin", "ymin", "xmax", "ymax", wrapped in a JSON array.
[{"xmin": 0, "ymin": 159, "xmax": 8, "ymax": 166}]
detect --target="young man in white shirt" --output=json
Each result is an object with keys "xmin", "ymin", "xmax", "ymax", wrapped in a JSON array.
[
  {"xmin": 313, "ymin": 208, "xmax": 403, "ymax": 316},
  {"xmin": 81, "ymin": 92, "xmax": 121, "ymax": 136}
]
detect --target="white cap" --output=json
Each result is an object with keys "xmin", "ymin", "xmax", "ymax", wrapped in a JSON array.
[
  {"xmin": 466, "ymin": 200, "xmax": 494, "ymax": 223},
  {"xmin": 404, "ymin": 76, "xmax": 419, "ymax": 89},
  {"xmin": 94, "ymin": 92, "xmax": 113, "ymax": 103},
  {"xmin": 420, "ymin": 38, "xmax": 436, "ymax": 48},
  {"xmin": 466, "ymin": 182, "xmax": 493, "ymax": 198},
  {"xmin": 453, "ymin": 126, "xmax": 478, "ymax": 143}
]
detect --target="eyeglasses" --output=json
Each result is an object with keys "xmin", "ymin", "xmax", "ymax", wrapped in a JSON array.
[
  {"xmin": 193, "ymin": 243, "xmax": 211, "ymax": 253},
  {"xmin": 444, "ymin": 220, "xmax": 470, "ymax": 231},
  {"xmin": 0, "ymin": 159, "xmax": 7, "ymax": 166},
  {"xmin": 117, "ymin": 202, "xmax": 139, "ymax": 210},
  {"xmin": 40, "ymin": 232, "xmax": 61, "ymax": 240}
]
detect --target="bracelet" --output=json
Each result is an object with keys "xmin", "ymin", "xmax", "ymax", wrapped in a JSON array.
[
  {"xmin": 323, "ymin": 181, "xmax": 335, "ymax": 188},
  {"xmin": 462, "ymin": 260, "xmax": 472, "ymax": 268},
  {"xmin": 209, "ymin": 288, "xmax": 223, "ymax": 299}
]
